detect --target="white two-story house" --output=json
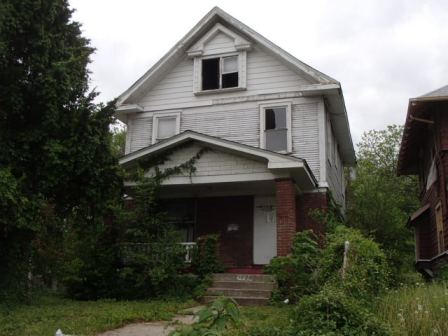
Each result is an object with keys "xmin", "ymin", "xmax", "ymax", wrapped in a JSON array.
[{"xmin": 116, "ymin": 7, "xmax": 355, "ymax": 271}]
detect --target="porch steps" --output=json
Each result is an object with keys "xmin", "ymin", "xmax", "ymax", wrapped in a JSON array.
[{"xmin": 203, "ymin": 273, "xmax": 276, "ymax": 306}]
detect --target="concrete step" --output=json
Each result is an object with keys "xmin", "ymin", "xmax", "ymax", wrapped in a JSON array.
[
  {"xmin": 207, "ymin": 287, "xmax": 271, "ymax": 298},
  {"xmin": 212, "ymin": 273, "xmax": 275, "ymax": 283},
  {"xmin": 202, "ymin": 295, "xmax": 269, "ymax": 306},
  {"xmin": 212, "ymin": 280, "xmax": 275, "ymax": 291}
]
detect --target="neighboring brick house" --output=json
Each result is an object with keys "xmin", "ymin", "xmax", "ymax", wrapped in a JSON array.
[
  {"xmin": 398, "ymin": 85, "xmax": 448, "ymax": 276},
  {"xmin": 116, "ymin": 7, "xmax": 355, "ymax": 271}
]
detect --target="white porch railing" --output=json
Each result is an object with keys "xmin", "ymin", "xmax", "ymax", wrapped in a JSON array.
[{"xmin": 180, "ymin": 242, "xmax": 197, "ymax": 263}]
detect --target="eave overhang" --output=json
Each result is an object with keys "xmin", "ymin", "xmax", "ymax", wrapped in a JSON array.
[
  {"xmin": 407, "ymin": 203, "xmax": 430, "ymax": 227},
  {"xmin": 322, "ymin": 87, "xmax": 356, "ymax": 166},
  {"xmin": 398, "ymin": 97, "xmax": 448, "ymax": 176},
  {"xmin": 119, "ymin": 131, "xmax": 317, "ymax": 190}
]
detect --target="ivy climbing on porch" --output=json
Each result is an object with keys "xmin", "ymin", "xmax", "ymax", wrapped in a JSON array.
[{"xmin": 65, "ymin": 144, "xmax": 219, "ymax": 299}]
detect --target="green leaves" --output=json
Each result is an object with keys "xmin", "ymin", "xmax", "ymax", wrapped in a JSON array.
[
  {"xmin": 171, "ymin": 297, "xmax": 241, "ymax": 336},
  {"xmin": 347, "ymin": 125, "xmax": 419, "ymax": 278},
  {"xmin": 0, "ymin": 0, "xmax": 121, "ymax": 298},
  {"xmin": 265, "ymin": 230, "xmax": 321, "ymax": 303}
]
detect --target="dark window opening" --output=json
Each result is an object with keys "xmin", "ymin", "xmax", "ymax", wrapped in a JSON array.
[
  {"xmin": 202, "ymin": 58, "xmax": 220, "ymax": 90},
  {"xmin": 201, "ymin": 56, "xmax": 239, "ymax": 90},
  {"xmin": 264, "ymin": 107, "xmax": 287, "ymax": 152},
  {"xmin": 160, "ymin": 199, "xmax": 196, "ymax": 242},
  {"xmin": 222, "ymin": 72, "xmax": 238, "ymax": 88}
]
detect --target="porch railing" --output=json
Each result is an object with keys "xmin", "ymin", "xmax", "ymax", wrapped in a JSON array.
[{"xmin": 119, "ymin": 242, "xmax": 197, "ymax": 264}]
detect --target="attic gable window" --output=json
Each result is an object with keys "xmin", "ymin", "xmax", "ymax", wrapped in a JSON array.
[
  {"xmin": 202, "ymin": 55, "xmax": 239, "ymax": 90},
  {"xmin": 260, "ymin": 102, "xmax": 292, "ymax": 153}
]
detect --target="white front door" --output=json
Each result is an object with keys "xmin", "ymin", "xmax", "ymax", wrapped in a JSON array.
[{"xmin": 253, "ymin": 196, "xmax": 277, "ymax": 265}]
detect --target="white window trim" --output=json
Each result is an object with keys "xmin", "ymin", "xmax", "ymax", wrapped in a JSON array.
[
  {"xmin": 193, "ymin": 51, "xmax": 247, "ymax": 95},
  {"xmin": 152, "ymin": 111, "xmax": 181, "ymax": 144},
  {"xmin": 259, "ymin": 101, "xmax": 292, "ymax": 153}
]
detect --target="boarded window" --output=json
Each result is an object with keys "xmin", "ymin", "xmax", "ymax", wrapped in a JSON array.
[
  {"xmin": 264, "ymin": 107, "xmax": 287, "ymax": 151},
  {"xmin": 157, "ymin": 117, "xmax": 176, "ymax": 140}
]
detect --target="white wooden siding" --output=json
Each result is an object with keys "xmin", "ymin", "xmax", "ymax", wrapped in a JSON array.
[
  {"xmin": 139, "ymin": 46, "xmax": 311, "ymax": 111},
  {"xmin": 129, "ymin": 116, "xmax": 152, "ymax": 152},
  {"xmin": 291, "ymin": 102, "xmax": 320, "ymax": 180},
  {"xmin": 146, "ymin": 142, "xmax": 271, "ymax": 179},
  {"xmin": 180, "ymin": 102, "xmax": 260, "ymax": 148},
  {"xmin": 127, "ymin": 98, "xmax": 322, "ymax": 181},
  {"xmin": 203, "ymin": 32, "xmax": 235, "ymax": 54},
  {"xmin": 326, "ymin": 114, "xmax": 345, "ymax": 211}
]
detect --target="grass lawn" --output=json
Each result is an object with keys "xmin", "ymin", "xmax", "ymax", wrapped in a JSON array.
[
  {"xmin": 375, "ymin": 281, "xmax": 448, "ymax": 336},
  {"xmin": 226, "ymin": 305, "xmax": 291, "ymax": 336},
  {"xmin": 0, "ymin": 293, "xmax": 196, "ymax": 336}
]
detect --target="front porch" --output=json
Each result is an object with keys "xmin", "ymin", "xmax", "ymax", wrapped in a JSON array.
[
  {"xmin": 120, "ymin": 131, "xmax": 328, "ymax": 270},
  {"xmin": 157, "ymin": 179, "xmax": 327, "ymax": 270}
]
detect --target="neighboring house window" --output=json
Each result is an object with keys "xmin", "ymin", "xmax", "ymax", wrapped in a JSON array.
[
  {"xmin": 260, "ymin": 102, "xmax": 292, "ymax": 152},
  {"xmin": 426, "ymin": 157, "xmax": 437, "ymax": 190},
  {"xmin": 436, "ymin": 202, "xmax": 445, "ymax": 254},
  {"xmin": 202, "ymin": 55, "xmax": 239, "ymax": 90},
  {"xmin": 152, "ymin": 112, "xmax": 181, "ymax": 143}
]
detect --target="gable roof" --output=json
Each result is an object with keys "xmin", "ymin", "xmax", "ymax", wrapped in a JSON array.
[
  {"xmin": 115, "ymin": 7, "xmax": 356, "ymax": 167},
  {"xmin": 119, "ymin": 130, "xmax": 317, "ymax": 190},
  {"xmin": 116, "ymin": 6, "xmax": 338, "ymax": 106},
  {"xmin": 398, "ymin": 84, "xmax": 448, "ymax": 175},
  {"xmin": 414, "ymin": 84, "xmax": 448, "ymax": 101}
]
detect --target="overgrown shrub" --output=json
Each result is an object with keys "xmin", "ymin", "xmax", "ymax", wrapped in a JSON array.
[
  {"xmin": 265, "ymin": 230, "xmax": 320, "ymax": 303},
  {"xmin": 318, "ymin": 226, "xmax": 391, "ymax": 302},
  {"xmin": 291, "ymin": 285, "xmax": 390, "ymax": 336},
  {"xmin": 170, "ymin": 296, "xmax": 241, "ymax": 336},
  {"xmin": 191, "ymin": 235, "xmax": 224, "ymax": 278}
]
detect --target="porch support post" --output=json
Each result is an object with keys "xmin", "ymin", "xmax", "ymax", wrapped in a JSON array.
[{"xmin": 275, "ymin": 178, "xmax": 297, "ymax": 256}]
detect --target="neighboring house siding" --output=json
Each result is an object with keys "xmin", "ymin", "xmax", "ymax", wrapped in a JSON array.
[{"xmin": 139, "ymin": 46, "xmax": 312, "ymax": 111}]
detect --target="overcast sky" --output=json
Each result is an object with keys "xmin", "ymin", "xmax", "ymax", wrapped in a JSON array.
[{"xmin": 70, "ymin": 0, "xmax": 448, "ymax": 144}]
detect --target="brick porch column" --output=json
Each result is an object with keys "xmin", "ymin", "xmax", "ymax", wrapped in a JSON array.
[{"xmin": 275, "ymin": 178, "xmax": 297, "ymax": 256}]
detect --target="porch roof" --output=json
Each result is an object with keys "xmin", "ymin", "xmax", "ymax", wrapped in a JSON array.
[{"xmin": 119, "ymin": 131, "xmax": 317, "ymax": 190}]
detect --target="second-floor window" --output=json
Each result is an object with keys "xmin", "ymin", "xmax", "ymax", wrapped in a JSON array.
[
  {"xmin": 260, "ymin": 102, "xmax": 292, "ymax": 153},
  {"xmin": 202, "ymin": 55, "xmax": 239, "ymax": 90},
  {"xmin": 152, "ymin": 112, "xmax": 181, "ymax": 143}
]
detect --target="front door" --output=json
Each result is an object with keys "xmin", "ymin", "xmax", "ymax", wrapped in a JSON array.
[{"xmin": 253, "ymin": 196, "xmax": 277, "ymax": 265}]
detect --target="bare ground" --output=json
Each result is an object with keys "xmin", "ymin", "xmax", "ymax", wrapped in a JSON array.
[{"xmin": 96, "ymin": 307, "xmax": 202, "ymax": 336}]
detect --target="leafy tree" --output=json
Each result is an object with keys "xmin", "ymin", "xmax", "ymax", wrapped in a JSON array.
[
  {"xmin": 110, "ymin": 127, "xmax": 126, "ymax": 158},
  {"xmin": 0, "ymin": 0, "xmax": 121, "ymax": 298},
  {"xmin": 347, "ymin": 125, "xmax": 419, "ymax": 277}
]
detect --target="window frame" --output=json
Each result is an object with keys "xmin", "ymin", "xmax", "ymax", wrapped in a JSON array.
[
  {"xmin": 259, "ymin": 101, "xmax": 292, "ymax": 153},
  {"xmin": 193, "ymin": 51, "xmax": 247, "ymax": 95},
  {"xmin": 152, "ymin": 111, "xmax": 181, "ymax": 144}
]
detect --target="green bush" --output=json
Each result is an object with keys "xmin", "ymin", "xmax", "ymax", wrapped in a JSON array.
[
  {"xmin": 170, "ymin": 297, "xmax": 241, "ymax": 336},
  {"xmin": 265, "ymin": 230, "xmax": 321, "ymax": 303},
  {"xmin": 191, "ymin": 235, "xmax": 224, "ymax": 278},
  {"xmin": 291, "ymin": 285, "xmax": 390, "ymax": 336},
  {"xmin": 318, "ymin": 226, "xmax": 391, "ymax": 302}
]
